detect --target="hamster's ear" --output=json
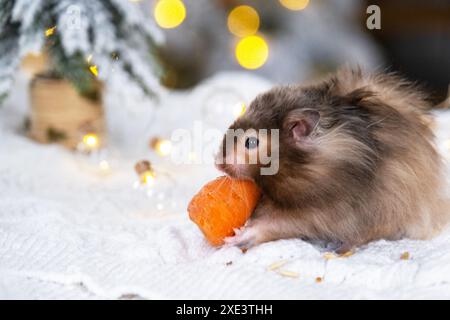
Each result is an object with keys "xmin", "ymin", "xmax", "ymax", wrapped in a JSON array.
[{"xmin": 283, "ymin": 109, "xmax": 320, "ymax": 141}]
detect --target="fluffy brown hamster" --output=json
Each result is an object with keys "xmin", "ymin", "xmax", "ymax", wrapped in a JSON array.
[{"xmin": 215, "ymin": 67, "xmax": 449, "ymax": 252}]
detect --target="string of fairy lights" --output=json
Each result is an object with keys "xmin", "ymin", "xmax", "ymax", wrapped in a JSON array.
[
  {"xmin": 71, "ymin": 0, "xmax": 312, "ymax": 193},
  {"xmin": 151, "ymin": 0, "xmax": 310, "ymax": 70},
  {"xmin": 39, "ymin": 0, "xmax": 315, "ymax": 212},
  {"xmin": 72, "ymin": 0, "xmax": 311, "ymax": 150},
  {"xmin": 39, "ymin": 0, "xmax": 450, "ymax": 213},
  {"xmin": 74, "ymin": 127, "xmax": 178, "ymax": 211}
]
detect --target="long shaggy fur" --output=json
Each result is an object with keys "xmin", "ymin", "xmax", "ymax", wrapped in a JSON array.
[{"xmin": 218, "ymin": 67, "xmax": 450, "ymax": 249}]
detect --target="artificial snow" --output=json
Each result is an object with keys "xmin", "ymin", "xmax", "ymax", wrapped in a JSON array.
[{"xmin": 1, "ymin": 72, "xmax": 450, "ymax": 299}]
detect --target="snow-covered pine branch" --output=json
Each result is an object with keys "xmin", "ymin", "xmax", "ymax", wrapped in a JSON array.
[{"xmin": 0, "ymin": 0, "xmax": 164, "ymax": 104}]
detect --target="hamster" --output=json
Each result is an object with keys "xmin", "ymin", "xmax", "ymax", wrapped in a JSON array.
[{"xmin": 215, "ymin": 67, "xmax": 450, "ymax": 252}]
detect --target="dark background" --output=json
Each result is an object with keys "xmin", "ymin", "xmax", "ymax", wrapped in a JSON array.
[{"xmin": 157, "ymin": 0, "xmax": 450, "ymax": 105}]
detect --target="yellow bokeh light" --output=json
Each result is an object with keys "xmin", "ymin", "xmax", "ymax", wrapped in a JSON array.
[
  {"xmin": 235, "ymin": 35, "xmax": 269, "ymax": 70},
  {"xmin": 45, "ymin": 26, "xmax": 56, "ymax": 37},
  {"xmin": 155, "ymin": 139, "xmax": 172, "ymax": 157},
  {"xmin": 227, "ymin": 5, "xmax": 260, "ymax": 38},
  {"xmin": 233, "ymin": 102, "xmax": 247, "ymax": 117},
  {"xmin": 83, "ymin": 133, "xmax": 99, "ymax": 149},
  {"xmin": 279, "ymin": 0, "xmax": 310, "ymax": 11},
  {"xmin": 89, "ymin": 65, "xmax": 98, "ymax": 77},
  {"xmin": 142, "ymin": 170, "xmax": 156, "ymax": 187},
  {"xmin": 154, "ymin": 0, "xmax": 186, "ymax": 29}
]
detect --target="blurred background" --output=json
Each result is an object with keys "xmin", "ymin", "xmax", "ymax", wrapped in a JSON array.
[
  {"xmin": 156, "ymin": 0, "xmax": 450, "ymax": 103},
  {"xmin": 2, "ymin": 0, "xmax": 450, "ymax": 300},
  {"xmin": 1, "ymin": 0, "xmax": 450, "ymax": 152}
]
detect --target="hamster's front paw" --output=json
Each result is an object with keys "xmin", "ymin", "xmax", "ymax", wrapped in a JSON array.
[{"xmin": 223, "ymin": 224, "xmax": 264, "ymax": 251}]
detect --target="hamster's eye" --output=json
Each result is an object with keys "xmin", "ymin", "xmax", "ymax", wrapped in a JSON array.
[{"xmin": 245, "ymin": 137, "xmax": 259, "ymax": 150}]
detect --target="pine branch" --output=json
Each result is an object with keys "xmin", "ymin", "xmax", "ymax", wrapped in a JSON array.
[
  {"xmin": 0, "ymin": 0, "xmax": 163, "ymax": 106},
  {"xmin": 47, "ymin": 34, "xmax": 99, "ymax": 100}
]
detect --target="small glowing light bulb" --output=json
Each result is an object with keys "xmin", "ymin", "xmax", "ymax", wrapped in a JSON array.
[
  {"xmin": 83, "ymin": 133, "xmax": 99, "ymax": 149},
  {"xmin": 233, "ymin": 102, "xmax": 247, "ymax": 117},
  {"xmin": 155, "ymin": 139, "xmax": 172, "ymax": 157},
  {"xmin": 45, "ymin": 26, "xmax": 56, "ymax": 37},
  {"xmin": 134, "ymin": 160, "xmax": 156, "ymax": 187},
  {"xmin": 279, "ymin": 0, "xmax": 310, "ymax": 11},
  {"xmin": 235, "ymin": 35, "xmax": 269, "ymax": 70},
  {"xmin": 154, "ymin": 0, "xmax": 186, "ymax": 29},
  {"xmin": 227, "ymin": 5, "xmax": 260, "ymax": 38},
  {"xmin": 89, "ymin": 65, "xmax": 98, "ymax": 77},
  {"xmin": 142, "ymin": 170, "xmax": 156, "ymax": 187}
]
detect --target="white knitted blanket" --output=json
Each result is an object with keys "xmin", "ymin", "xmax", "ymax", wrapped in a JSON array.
[{"xmin": 1, "ymin": 73, "xmax": 450, "ymax": 299}]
